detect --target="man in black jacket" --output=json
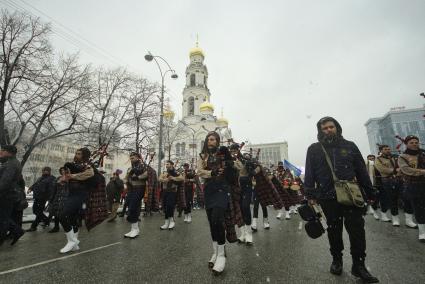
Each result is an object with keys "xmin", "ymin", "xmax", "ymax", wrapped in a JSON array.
[
  {"xmin": 0, "ymin": 145, "xmax": 25, "ymax": 246},
  {"xmin": 304, "ymin": 117, "xmax": 379, "ymax": 283},
  {"xmin": 27, "ymin": 167, "xmax": 56, "ymax": 232},
  {"xmin": 106, "ymin": 170, "xmax": 124, "ymax": 222}
]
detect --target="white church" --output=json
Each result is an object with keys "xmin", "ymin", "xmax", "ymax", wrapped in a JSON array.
[{"xmin": 152, "ymin": 43, "xmax": 233, "ymax": 170}]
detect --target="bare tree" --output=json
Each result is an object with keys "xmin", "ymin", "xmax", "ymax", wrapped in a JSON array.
[
  {"xmin": 81, "ymin": 67, "xmax": 133, "ymax": 151},
  {"xmin": 7, "ymin": 53, "xmax": 91, "ymax": 166},
  {"xmin": 121, "ymin": 76, "xmax": 161, "ymax": 154},
  {"xmin": 0, "ymin": 9, "xmax": 51, "ymax": 145}
]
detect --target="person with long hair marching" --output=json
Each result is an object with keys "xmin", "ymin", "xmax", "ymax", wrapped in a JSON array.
[{"xmin": 197, "ymin": 132, "xmax": 241, "ymax": 275}]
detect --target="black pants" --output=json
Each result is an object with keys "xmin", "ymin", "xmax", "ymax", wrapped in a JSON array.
[
  {"xmin": 163, "ymin": 191, "xmax": 177, "ymax": 219},
  {"xmin": 408, "ymin": 185, "xmax": 425, "ymax": 224},
  {"xmin": 126, "ymin": 188, "xmax": 145, "ymax": 223},
  {"xmin": 319, "ymin": 199, "xmax": 366, "ymax": 263},
  {"xmin": 239, "ymin": 177, "xmax": 253, "ymax": 225},
  {"xmin": 0, "ymin": 198, "xmax": 19, "ymax": 241},
  {"xmin": 206, "ymin": 207, "xmax": 226, "ymax": 245},
  {"xmin": 184, "ymin": 187, "xmax": 193, "ymax": 214},
  {"xmin": 31, "ymin": 199, "xmax": 49, "ymax": 228},
  {"xmin": 11, "ymin": 209, "xmax": 23, "ymax": 228},
  {"xmin": 371, "ymin": 185, "xmax": 381, "ymax": 210},
  {"xmin": 380, "ymin": 178, "xmax": 400, "ymax": 215},
  {"xmin": 253, "ymin": 195, "xmax": 268, "ymax": 218},
  {"xmin": 60, "ymin": 191, "xmax": 88, "ymax": 233}
]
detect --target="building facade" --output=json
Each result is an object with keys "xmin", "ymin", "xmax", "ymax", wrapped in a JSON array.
[
  {"xmin": 365, "ymin": 106, "xmax": 425, "ymax": 155},
  {"xmin": 246, "ymin": 142, "xmax": 289, "ymax": 167},
  {"xmin": 151, "ymin": 43, "xmax": 232, "ymax": 171},
  {"xmin": 21, "ymin": 138, "xmax": 130, "ymax": 186}
]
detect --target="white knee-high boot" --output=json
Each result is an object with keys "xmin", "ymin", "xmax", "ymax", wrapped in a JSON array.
[
  {"xmin": 208, "ymin": 242, "xmax": 218, "ymax": 268},
  {"xmin": 212, "ymin": 244, "xmax": 226, "ymax": 274},
  {"xmin": 237, "ymin": 226, "xmax": 246, "ymax": 243},
  {"xmin": 245, "ymin": 225, "xmax": 253, "ymax": 245},
  {"xmin": 60, "ymin": 231, "xmax": 79, "ymax": 254},
  {"xmin": 405, "ymin": 213, "xmax": 418, "ymax": 228},
  {"xmin": 418, "ymin": 224, "xmax": 425, "ymax": 242}
]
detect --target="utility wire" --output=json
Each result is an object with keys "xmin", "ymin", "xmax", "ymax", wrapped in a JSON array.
[{"xmin": 1, "ymin": 0, "xmax": 140, "ymax": 72}]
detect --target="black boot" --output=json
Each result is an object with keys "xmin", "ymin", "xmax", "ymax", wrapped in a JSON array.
[
  {"xmin": 330, "ymin": 258, "xmax": 343, "ymax": 275},
  {"xmin": 351, "ymin": 261, "xmax": 379, "ymax": 283},
  {"xmin": 48, "ymin": 226, "xmax": 60, "ymax": 233},
  {"xmin": 10, "ymin": 229, "xmax": 25, "ymax": 246}
]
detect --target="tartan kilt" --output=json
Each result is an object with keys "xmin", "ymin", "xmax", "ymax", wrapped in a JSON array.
[
  {"xmin": 225, "ymin": 208, "xmax": 237, "ymax": 243},
  {"xmin": 254, "ymin": 173, "xmax": 284, "ymax": 210},
  {"xmin": 144, "ymin": 167, "xmax": 159, "ymax": 212},
  {"xmin": 230, "ymin": 185, "xmax": 244, "ymax": 227},
  {"xmin": 176, "ymin": 184, "xmax": 187, "ymax": 210},
  {"xmin": 270, "ymin": 176, "xmax": 296, "ymax": 207},
  {"xmin": 224, "ymin": 185, "xmax": 243, "ymax": 243},
  {"xmin": 289, "ymin": 185, "xmax": 305, "ymax": 204},
  {"xmin": 49, "ymin": 183, "xmax": 68, "ymax": 217},
  {"xmin": 85, "ymin": 181, "xmax": 108, "ymax": 231}
]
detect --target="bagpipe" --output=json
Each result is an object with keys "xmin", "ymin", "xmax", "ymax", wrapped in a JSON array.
[
  {"xmin": 129, "ymin": 152, "xmax": 155, "ymax": 180},
  {"xmin": 64, "ymin": 143, "xmax": 110, "ymax": 174},
  {"xmin": 90, "ymin": 143, "xmax": 109, "ymax": 169},
  {"xmin": 202, "ymin": 145, "xmax": 238, "ymax": 183},
  {"xmin": 230, "ymin": 139, "xmax": 262, "ymax": 176},
  {"xmin": 183, "ymin": 158, "xmax": 196, "ymax": 182},
  {"xmin": 394, "ymin": 136, "xmax": 425, "ymax": 154}
]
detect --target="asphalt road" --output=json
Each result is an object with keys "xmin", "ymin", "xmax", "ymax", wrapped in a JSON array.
[{"xmin": 0, "ymin": 208, "xmax": 424, "ymax": 284}]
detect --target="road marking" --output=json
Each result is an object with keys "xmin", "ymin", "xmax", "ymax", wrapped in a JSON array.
[{"xmin": 0, "ymin": 242, "xmax": 122, "ymax": 276}]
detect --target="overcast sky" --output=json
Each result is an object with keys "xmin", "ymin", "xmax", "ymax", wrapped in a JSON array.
[{"xmin": 2, "ymin": 0, "xmax": 424, "ymax": 166}]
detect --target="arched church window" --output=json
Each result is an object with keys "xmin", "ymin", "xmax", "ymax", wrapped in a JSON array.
[
  {"xmin": 180, "ymin": 143, "xmax": 186, "ymax": 155},
  {"xmin": 188, "ymin": 97, "xmax": 194, "ymax": 115},
  {"xmin": 190, "ymin": 74, "xmax": 196, "ymax": 86},
  {"xmin": 176, "ymin": 143, "xmax": 180, "ymax": 156}
]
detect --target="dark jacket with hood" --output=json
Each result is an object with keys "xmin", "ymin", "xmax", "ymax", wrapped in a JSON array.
[
  {"xmin": 30, "ymin": 174, "xmax": 56, "ymax": 200},
  {"xmin": 304, "ymin": 117, "xmax": 374, "ymax": 201},
  {"xmin": 0, "ymin": 156, "xmax": 22, "ymax": 200}
]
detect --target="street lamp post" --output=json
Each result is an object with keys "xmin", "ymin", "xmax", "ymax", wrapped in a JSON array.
[
  {"xmin": 181, "ymin": 122, "xmax": 197, "ymax": 165},
  {"xmin": 145, "ymin": 52, "xmax": 178, "ymax": 175}
]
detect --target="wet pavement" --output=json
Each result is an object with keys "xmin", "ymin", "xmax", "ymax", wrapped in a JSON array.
[{"xmin": 0, "ymin": 208, "xmax": 424, "ymax": 284}]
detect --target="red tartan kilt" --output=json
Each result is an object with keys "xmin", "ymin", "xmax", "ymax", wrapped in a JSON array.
[
  {"xmin": 280, "ymin": 189, "xmax": 304, "ymax": 206},
  {"xmin": 85, "ymin": 183, "xmax": 108, "ymax": 231},
  {"xmin": 177, "ymin": 186, "xmax": 187, "ymax": 210}
]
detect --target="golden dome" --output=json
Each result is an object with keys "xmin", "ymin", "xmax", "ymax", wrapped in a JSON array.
[
  {"xmin": 217, "ymin": 109, "xmax": 228, "ymax": 126},
  {"xmin": 199, "ymin": 101, "xmax": 214, "ymax": 112},
  {"xmin": 163, "ymin": 109, "xmax": 175, "ymax": 120},
  {"xmin": 189, "ymin": 46, "xmax": 205, "ymax": 58},
  {"xmin": 217, "ymin": 117, "xmax": 229, "ymax": 126}
]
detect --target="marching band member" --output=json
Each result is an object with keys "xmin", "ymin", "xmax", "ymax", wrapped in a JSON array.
[
  {"xmin": 398, "ymin": 135, "xmax": 425, "ymax": 242},
  {"xmin": 230, "ymin": 143, "xmax": 254, "ymax": 245},
  {"xmin": 197, "ymin": 131, "xmax": 241, "ymax": 275},
  {"xmin": 182, "ymin": 163, "xmax": 195, "ymax": 223},
  {"xmin": 123, "ymin": 152, "xmax": 148, "ymax": 239},
  {"xmin": 159, "ymin": 160, "xmax": 184, "ymax": 230}
]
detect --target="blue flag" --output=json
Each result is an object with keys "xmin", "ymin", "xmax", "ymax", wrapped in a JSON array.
[{"xmin": 283, "ymin": 159, "xmax": 302, "ymax": 177}]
